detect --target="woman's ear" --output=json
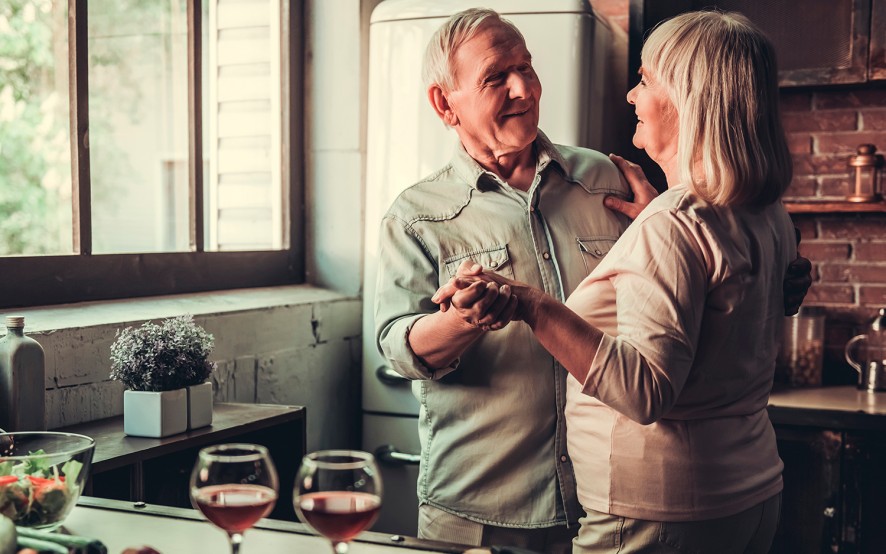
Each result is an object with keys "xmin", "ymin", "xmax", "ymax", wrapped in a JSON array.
[{"xmin": 428, "ymin": 85, "xmax": 458, "ymax": 127}]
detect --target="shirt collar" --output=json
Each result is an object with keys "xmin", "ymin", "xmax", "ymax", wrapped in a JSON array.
[{"xmin": 448, "ymin": 129, "xmax": 567, "ymax": 190}]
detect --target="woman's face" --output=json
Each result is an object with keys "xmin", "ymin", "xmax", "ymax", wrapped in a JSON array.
[{"xmin": 626, "ymin": 68, "xmax": 678, "ymax": 174}]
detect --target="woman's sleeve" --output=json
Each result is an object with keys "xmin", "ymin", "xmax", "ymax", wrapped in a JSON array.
[{"xmin": 582, "ymin": 209, "xmax": 714, "ymax": 424}]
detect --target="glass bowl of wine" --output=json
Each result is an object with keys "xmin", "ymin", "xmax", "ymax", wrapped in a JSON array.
[
  {"xmin": 189, "ymin": 443, "xmax": 278, "ymax": 554},
  {"xmin": 294, "ymin": 450, "xmax": 382, "ymax": 553}
]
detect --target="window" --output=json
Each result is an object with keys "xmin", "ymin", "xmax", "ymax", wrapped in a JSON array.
[{"xmin": 0, "ymin": 0, "xmax": 304, "ymax": 307}]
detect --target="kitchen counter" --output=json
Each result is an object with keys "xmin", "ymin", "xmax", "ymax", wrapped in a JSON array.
[
  {"xmin": 62, "ymin": 497, "xmax": 470, "ymax": 553},
  {"xmin": 768, "ymin": 385, "xmax": 886, "ymax": 430}
]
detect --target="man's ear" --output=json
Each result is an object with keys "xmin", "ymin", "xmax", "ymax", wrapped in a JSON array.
[{"xmin": 428, "ymin": 85, "xmax": 458, "ymax": 127}]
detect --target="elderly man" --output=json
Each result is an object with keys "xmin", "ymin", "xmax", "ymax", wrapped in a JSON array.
[{"xmin": 375, "ymin": 7, "xmax": 809, "ymax": 552}]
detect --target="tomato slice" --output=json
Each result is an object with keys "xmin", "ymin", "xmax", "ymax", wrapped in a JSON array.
[
  {"xmin": 0, "ymin": 475, "xmax": 18, "ymax": 486},
  {"xmin": 27, "ymin": 475, "xmax": 60, "ymax": 488}
]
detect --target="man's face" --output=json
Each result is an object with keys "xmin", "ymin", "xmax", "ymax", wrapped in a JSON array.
[{"xmin": 444, "ymin": 21, "xmax": 542, "ymax": 157}]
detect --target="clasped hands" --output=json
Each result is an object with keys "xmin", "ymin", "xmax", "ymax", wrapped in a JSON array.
[{"xmin": 431, "ymin": 260, "xmax": 526, "ymax": 332}]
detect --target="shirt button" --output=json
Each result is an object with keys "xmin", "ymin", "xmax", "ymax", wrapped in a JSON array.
[
  {"xmin": 560, "ymin": 455, "xmax": 568, "ymax": 463},
  {"xmin": 542, "ymin": 252, "xmax": 551, "ymax": 260},
  {"xmin": 489, "ymin": 261, "xmax": 499, "ymax": 268}
]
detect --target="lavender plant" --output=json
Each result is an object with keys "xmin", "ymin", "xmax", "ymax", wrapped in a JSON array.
[{"xmin": 109, "ymin": 315, "xmax": 216, "ymax": 392}]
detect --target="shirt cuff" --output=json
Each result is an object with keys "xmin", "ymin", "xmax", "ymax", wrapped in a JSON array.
[{"xmin": 380, "ymin": 314, "xmax": 459, "ymax": 380}]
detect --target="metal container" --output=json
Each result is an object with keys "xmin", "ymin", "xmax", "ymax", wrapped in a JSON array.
[{"xmin": 844, "ymin": 308, "xmax": 886, "ymax": 392}]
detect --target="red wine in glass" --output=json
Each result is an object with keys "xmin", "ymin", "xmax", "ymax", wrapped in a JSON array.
[
  {"xmin": 190, "ymin": 444, "xmax": 279, "ymax": 554},
  {"xmin": 193, "ymin": 484, "xmax": 277, "ymax": 533},
  {"xmin": 297, "ymin": 491, "xmax": 381, "ymax": 542},
  {"xmin": 294, "ymin": 450, "xmax": 383, "ymax": 554}
]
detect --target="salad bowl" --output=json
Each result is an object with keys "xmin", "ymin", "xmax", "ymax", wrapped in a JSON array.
[{"xmin": 0, "ymin": 431, "xmax": 95, "ymax": 530}]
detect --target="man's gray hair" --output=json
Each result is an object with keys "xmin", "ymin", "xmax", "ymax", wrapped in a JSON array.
[{"xmin": 421, "ymin": 8, "xmax": 526, "ymax": 91}]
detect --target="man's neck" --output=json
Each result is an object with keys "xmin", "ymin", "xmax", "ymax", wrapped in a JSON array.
[{"xmin": 467, "ymin": 142, "xmax": 537, "ymax": 192}]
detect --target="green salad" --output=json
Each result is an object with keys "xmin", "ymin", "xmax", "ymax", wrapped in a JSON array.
[{"xmin": 0, "ymin": 450, "xmax": 83, "ymax": 527}]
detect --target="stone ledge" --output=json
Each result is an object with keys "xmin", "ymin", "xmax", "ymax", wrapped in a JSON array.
[{"xmin": 3, "ymin": 285, "xmax": 355, "ymax": 333}]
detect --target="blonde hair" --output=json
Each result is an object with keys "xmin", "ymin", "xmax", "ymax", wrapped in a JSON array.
[
  {"xmin": 422, "ymin": 8, "xmax": 526, "ymax": 91},
  {"xmin": 642, "ymin": 10, "xmax": 792, "ymax": 206}
]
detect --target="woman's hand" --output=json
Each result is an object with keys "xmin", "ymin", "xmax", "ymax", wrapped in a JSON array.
[
  {"xmin": 605, "ymin": 153, "xmax": 659, "ymax": 219},
  {"xmin": 432, "ymin": 260, "xmax": 520, "ymax": 330}
]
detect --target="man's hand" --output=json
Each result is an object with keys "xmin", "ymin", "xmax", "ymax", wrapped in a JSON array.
[
  {"xmin": 433, "ymin": 260, "xmax": 519, "ymax": 330},
  {"xmin": 604, "ymin": 153, "xmax": 659, "ymax": 219},
  {"xmin": 784, "ymin": 227, "xmax": 812, "ymax": 317}
]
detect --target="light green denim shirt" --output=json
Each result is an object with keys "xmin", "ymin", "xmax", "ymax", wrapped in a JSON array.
[{"xmin": 375, "ymin": 131, "xmax": 632, "ymax": 528}]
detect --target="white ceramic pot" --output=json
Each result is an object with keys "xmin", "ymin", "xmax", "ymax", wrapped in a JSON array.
[
  {"xmin": 187, "ymin": 381, "xmax": 213, "ymax": 430},
  {"xmin": 123, "ymin": 388, "xmax": 187, "ymax": 438}
]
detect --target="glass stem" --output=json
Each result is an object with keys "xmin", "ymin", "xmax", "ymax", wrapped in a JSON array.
[
  {"xmin": 333, "ymin": 541, "xmax": 349, "ymax": 554},
  {"xmin": 229, "ymin": 532, "xmax": 244, "ymax": 554}
]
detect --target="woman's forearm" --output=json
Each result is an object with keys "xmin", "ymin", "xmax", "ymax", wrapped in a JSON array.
[{"xmin": 519, "ymin": 286, "xmax": 604, "ymax": 384}]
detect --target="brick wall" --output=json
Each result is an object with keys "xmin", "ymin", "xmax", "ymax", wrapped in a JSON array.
[{"xmin": 781, "ymin": 88, "xmax": 886, "ymax": 384}]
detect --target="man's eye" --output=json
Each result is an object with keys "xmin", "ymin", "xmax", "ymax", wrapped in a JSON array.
[
  {"xmin": 518, "ymin": 64, "xmax": 532, "ymax": 73},
  {"xmin": 485, "ymin": 73, "xmax": 504, "ymax": 84}
]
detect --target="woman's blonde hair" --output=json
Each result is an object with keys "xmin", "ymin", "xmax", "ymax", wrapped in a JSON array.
[
  {"xmin": 642, "ymin": 10, "xmax": 792, "ymax": 206},
  {"xmin": 422, "ymin": 8, "xmax": 525, "ymax": 91}
]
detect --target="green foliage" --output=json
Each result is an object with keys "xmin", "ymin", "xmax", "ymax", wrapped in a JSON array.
[
  {"xmin": 109, "ymin": 315, "xmax": 216, "ymax": 392},
  {"xmin": 0, "ymin": 0, "xmax": 68, "ymax": 254}
]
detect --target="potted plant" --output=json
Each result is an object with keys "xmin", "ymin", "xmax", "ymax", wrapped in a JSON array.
[{"xmin": 110, "ymin": 315, "xmax": 216, "ymax": 438}]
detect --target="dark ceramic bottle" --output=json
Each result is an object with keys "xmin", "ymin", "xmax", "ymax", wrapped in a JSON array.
[{"xmin": 0, "ymin": 316, "xmax": 46, "ymax": 431}]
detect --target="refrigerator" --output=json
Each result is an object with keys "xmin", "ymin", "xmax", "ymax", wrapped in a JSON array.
[{"xmin": 362, "ymin": 0, "xmax": 624, "ymax": 536}]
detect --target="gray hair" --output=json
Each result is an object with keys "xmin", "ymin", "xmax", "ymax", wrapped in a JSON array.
[
  {"xmin": 422, "ymin": 8, "xmax": 526, "ymax": 91},
  {"xmin": 642, "ymin": 10, "xmax": 792, "ymax": 206}
]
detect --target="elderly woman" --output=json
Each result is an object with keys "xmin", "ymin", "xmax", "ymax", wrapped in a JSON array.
[{"xmin": 435, "ymin": 10, "xmax": 795, "ymax": 553}]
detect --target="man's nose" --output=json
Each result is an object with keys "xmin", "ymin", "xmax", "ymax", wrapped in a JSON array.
[{"xmin": 508, "ymin": 71, "xmax": 532, "ymax": 98}]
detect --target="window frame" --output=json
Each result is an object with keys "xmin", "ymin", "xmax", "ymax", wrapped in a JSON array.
[{"xmin": 0, "ymin": 0, "xmax": 306, "ymax": 308}]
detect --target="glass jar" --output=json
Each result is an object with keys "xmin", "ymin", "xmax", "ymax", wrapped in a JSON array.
[{"xmin": 777, "ymin": 306, "xmax": 825, "ymax": 387}]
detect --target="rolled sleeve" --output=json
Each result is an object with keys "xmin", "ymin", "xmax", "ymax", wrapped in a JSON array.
[{"xmin": 374, "ymin": 214, "xmax": 459, "ymax": 380}]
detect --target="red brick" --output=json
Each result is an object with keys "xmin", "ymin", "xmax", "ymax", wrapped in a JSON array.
[
  {"xmin": 784, "ymin": 177, "xmax": 817, "ymax": 198},
  {"xmin": 806, "ymin": 284, "xmax": 855, "ymax": 304},
  {"xmin": 819, "ymin": 218, "xmax": 886, "ymax": 240},
  {"xmin": 780, "ymin": 91, "xmax": 813, "ymax": 112},
  {"xmin": 861, "ymin": 109, "xmax": 886, "ymax": 132},
  {"xmin": 788, "ymin": 134, "xmax": 812, "ymax": 155},
  {"xmin": 792, "ymin": 218, "xmax": 818, "ymax": 241},
  {"xmin": 856, "ymin": 242, "xmax": 886, "ymax": 261},
  {"xmin": 819, "ymin": 263, "xmax": 886, "ymax": 283},
  {"xmin": 819, "ymin": 176, "xmax": 853, "ymax": 197},
  {"xmin": 799, "ymin": 241, "xmax": 850, "ymax": 260},
  {"xmin": 817, "ymin": 132, "xmax": 886, "ymax": 155},
  {"xmin": 783, "ymin": 110, "xmax": 857, "ymax": 133},
  {"xmin": 814, "ymin": 89, "xmax": 886, "ymax": 110},
  {"xmin": 793, "ymin": 154, "xmax": 853, "ymax": 177},
  {"xmin": 859, "ymin": 286, "xmax": 886, "ymax": 305}
]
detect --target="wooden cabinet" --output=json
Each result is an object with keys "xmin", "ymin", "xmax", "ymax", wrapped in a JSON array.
[
  {"xmin": 56, "ymin": 403, "xmax": 306, "ymax": 522},
  {"xmin": 629, "ymin": 0, "xmax": 886, "ymax": 87},
  {"xmin": 771, "ymin": 425, "xmax": 886, "ymax": 553},
  {"xmin": 768, "ymin": 388, "xmax": 886, "ymax": 553}
]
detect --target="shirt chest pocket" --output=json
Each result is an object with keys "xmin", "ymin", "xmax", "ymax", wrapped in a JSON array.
[
  {"xmin": 443, "ymin": 245, "xmax": 515, "ymax": 282},
  {"xmin": 577, "ymin": 237, "xmax": 617, "ymax": 275}
]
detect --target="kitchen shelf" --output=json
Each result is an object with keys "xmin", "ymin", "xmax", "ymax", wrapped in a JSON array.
[{"xmin": 784, "ymin": 200, "xmax": 886, "ymax": 214}]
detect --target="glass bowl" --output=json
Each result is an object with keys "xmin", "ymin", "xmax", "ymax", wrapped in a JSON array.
[{"xmin": 0, "ymin": 431, "xmax": 95, "ymax": 530}]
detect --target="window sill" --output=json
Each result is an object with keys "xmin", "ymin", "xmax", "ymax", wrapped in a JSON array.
[{"xmin": 7, "ymin": 285, "xmax": 356, "ymax": 334}]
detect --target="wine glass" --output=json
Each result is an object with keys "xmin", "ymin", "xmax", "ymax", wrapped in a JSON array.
[
  {"xmin": 189, "ymin": 443, "xmax": 279, "ymax": 554},
  {"xmin": 293, "ymin": 450, "xmax": 383, "ymax": 553}
]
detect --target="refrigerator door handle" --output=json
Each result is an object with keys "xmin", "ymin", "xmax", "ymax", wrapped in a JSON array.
[
  {"xmin": 376, "ymin": 365, "xmax": 409, "ymax": 385},
  {"xmin": 375, "ymin": 444, "xmax": 421, "ymax": 465}
]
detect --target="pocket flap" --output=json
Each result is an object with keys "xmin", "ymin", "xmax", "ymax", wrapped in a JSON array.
[
  {"xmin": 444, "ymin": 245, "xmax": 511, "ymax": 278},
  {"xmin": 577, "ymin": 238, "xmax": 616, "ymax": 259}
]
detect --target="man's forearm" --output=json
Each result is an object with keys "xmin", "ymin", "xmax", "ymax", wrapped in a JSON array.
[{"xmin": 407, "ymin": 309, "xmax": 485, "ymax": 370}]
